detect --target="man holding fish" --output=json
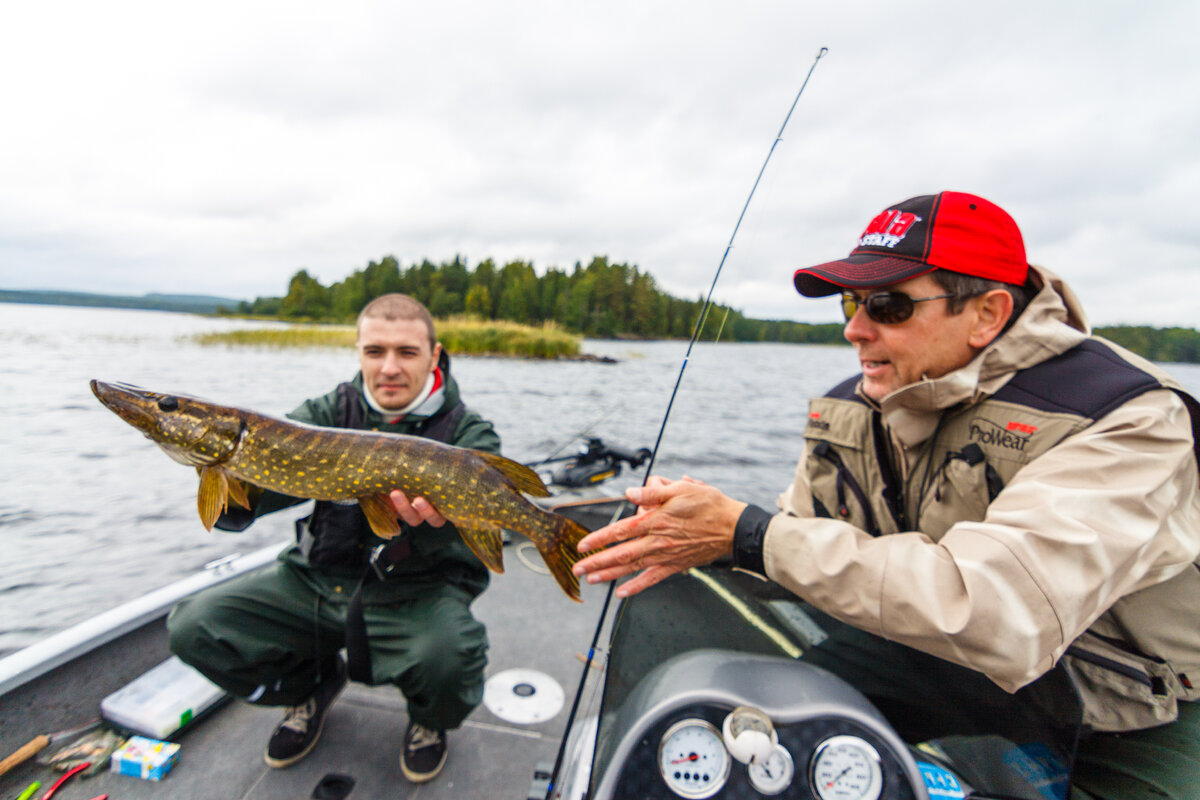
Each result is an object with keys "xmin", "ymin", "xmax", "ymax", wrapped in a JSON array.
[
  {"xmin": 166, "ymin": 293, "xmax": 496, "ymax": 783},
  {"xmin": 572, "ymin": 192, "xmax": 1200, "ymax": 798}
]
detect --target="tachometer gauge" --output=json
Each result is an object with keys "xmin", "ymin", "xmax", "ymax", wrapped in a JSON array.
[
  {"xmin": 810, "ymin": 735, "xmax": 884, "ymax": 800},
  {"xmin": 747, "ymin": 743, "xmax": 795, "ymax": 795},
  {"xmin": 658, "ymin": 718, "xmax": 731, "ymax": 799}
]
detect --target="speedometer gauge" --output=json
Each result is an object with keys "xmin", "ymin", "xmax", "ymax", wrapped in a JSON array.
[
  {"xmin": 810, "ymin": 735, "xmax": 884, "ymax": 800},
  {"xmin": 657, "ymin": 719, "xmax": 731, "ymax": 798}
]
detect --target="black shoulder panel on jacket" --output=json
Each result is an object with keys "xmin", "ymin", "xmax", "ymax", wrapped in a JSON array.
[
  {"xmin": 993, "ymin": 339, "xmax": 1161, "ymax": 421},
  {"xmin": 1171, "ymin": 388, "xmax": 1200, "ymax": 470},
  {"xmin": 825, "ymin": 375, "xmax": 865, "ymax": 401},
  {"xmin": 335, "ymin": 381, "xmax": 364, "ymax": 429}
]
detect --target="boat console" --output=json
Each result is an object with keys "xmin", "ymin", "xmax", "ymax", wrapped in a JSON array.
[
  {"xmin": 560, "ymin": 567, "xmax": 1082, "ymax": 800},
  {"xmin": 590, "ymin": 649, "xmax": 926, "ymax": 800}
]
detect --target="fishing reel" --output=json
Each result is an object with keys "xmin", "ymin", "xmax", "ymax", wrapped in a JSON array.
[{"xmin": 536, "ymin": 437, "xmax": 651, "ymax": 490}]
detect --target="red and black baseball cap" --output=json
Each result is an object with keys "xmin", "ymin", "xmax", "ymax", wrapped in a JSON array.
[{"xmin": 793, "ymin": 191, "xmax": 1028, "ymax": 297}]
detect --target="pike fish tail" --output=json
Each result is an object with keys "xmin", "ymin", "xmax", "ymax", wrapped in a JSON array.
[{"xmin": 536, "ymin": 514, "xmax": 589, "ymax": 602}]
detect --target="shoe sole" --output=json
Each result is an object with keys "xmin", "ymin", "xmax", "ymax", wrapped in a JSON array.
[
  {"xmin": 264, "ymin": 712, "xmax": 330, "ymax": 769},
  {"xmin": 401, "ymin": 747, "xmax": 448, "ymax": 783},
  {"xmin": 263, "ymin": 671, "xmax": 348, "ymax": 769}
]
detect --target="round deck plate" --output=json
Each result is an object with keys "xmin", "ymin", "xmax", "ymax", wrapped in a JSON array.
[{"xmin": 483, "ymin": 668, "xmax": 565, "ymax": 724}]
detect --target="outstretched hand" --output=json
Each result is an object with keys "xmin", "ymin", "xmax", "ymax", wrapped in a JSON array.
[
  {"xmin": 572, "ymin": 475, "xmax": 746, "ymax": 598},
  {"xmin": 389, "ymin": 490, "xmax": 447, "ymax": 528}
]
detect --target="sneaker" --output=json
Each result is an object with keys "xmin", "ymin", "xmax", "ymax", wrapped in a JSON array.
[
  {"xmin": 264, "ymin": 657, "xmax": 348, "ymax": 768},
  {"xmin": 401, "ymin": 721, "xmax": 447, "ymax": 783}
]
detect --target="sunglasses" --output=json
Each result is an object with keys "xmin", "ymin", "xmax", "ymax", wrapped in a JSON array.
[{"xmin": 840, "ymin": 290, "xmax": 957, "ymax": 324}]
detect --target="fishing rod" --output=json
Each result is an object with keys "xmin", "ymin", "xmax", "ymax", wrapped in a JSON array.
[
  {"xmin": 544, "ymin": 45, "xmax": 829, "ymax": 799},
  {"xmin": 645, "ymin": 45, "xmax": 829, "ymax": 479}
]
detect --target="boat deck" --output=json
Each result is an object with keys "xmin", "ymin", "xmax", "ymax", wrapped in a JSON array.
[{"xmin": 0, "ymin": 537, "xmax": 616, "ymax": 800}]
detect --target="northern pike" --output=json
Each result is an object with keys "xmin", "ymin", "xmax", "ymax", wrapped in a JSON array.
[{"xmin": 91, "ymin": 380, "xmax": 589, "ymax": 601}]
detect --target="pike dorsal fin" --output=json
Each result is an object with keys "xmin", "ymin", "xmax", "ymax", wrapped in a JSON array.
[
  {"xmin": 475, "ymin": 451, "xmax": 551, "ymax": 497},
  {"xmin": 359, "ymin": 494, "xmax": 403, "ymax": 539}
]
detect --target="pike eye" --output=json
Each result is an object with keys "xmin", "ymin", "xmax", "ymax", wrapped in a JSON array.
[{"xmin": 158, "ymin": 396, "xmax": 179, "ymax": 412}]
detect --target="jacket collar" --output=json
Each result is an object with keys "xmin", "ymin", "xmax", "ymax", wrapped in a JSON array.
[
  {"xmin": 352, "ymin": 350, "xmax": 461, "ymax": 427},
  {"xmin": 865, "ymin": 265, "xmax": 1091, "ymax": 447}
]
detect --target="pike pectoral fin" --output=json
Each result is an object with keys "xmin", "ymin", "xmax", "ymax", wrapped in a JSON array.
[
  {"xmin": 197, "ymin": 466, "xmax": 229, "ymax": 530},
  {"xmin": 476, "ymin": 451, "xmax": 552, "ymax": 497},
  {"xmin": 359, "ymin": 494, "xmax": 403, "ymax": 539},
  {"xmin": 455, "ymin": 522, "xmax": 506, "ymax": 575},
  {"xmin": 226, "ymin": 475, "xmax": 252, "ymax": 510}
]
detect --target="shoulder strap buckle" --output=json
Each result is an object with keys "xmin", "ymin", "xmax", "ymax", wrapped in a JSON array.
[{"xmin": 368, "ymin": 537, "xmax": 412, "ymax": 581}]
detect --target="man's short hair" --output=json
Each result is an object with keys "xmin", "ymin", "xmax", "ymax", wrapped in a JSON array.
[
  {"xmin": 357, "ymin": 294, "xmax": 436, "ymax": 348},
  {"xmin": 932, "ymin": 269, "xmax": 1034, "ymax": 329}
]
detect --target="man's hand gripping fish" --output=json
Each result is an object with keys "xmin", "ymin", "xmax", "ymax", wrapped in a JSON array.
[{"xmin": 91, "ymin": 380, "xmax": 590, "ymax": 601}]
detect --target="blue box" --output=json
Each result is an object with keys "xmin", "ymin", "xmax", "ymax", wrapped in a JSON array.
[{"xmin": 110, "ymin": 736, "xmax": 180, "ymax": 781}]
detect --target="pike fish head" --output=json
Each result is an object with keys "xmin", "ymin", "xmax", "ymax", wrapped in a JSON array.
[{"xmin": 90, "ymin": 380, "xmax": 244, "ymax": 467}]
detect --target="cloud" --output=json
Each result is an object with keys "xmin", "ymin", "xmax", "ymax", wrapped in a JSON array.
[{"xmin": 1, "ymin": 1, "xmax": 1197, "ymax": 325}]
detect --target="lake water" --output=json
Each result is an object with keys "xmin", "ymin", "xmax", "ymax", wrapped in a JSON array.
[{"xmin": 3, "ymin": 303, "xmax": 1200, "ymax": 656}]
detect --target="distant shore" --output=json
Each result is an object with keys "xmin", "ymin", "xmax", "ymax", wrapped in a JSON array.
[
  {"xmin": 188, "ymin": 317, "xmax": 588, "ymax": 360},
  {"xmin": 4, "ymin": 289, "xmax": 1198, "ymax": 363}
]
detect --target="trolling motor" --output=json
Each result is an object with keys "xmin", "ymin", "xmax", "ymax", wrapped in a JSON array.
[{"xmin": 533, "ymin": 437, "xmax": 651, "ymax": 489}]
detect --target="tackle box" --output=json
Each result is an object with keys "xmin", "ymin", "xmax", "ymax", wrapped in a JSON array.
[{"xmin": 101, "ymin": 656, "xmax": 228, "ymax": 739}]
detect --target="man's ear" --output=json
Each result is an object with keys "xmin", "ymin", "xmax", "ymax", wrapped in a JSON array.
[{"xmin": 968, "ymin": 289, "xmax": 1014, "ymax": 349}]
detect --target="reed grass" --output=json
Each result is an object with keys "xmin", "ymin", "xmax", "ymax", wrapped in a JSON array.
[
  {"xmin": 190, "ymin": 317, "xmax": 581, "ymax": 359},
  {"xmin": 191, "ymin": 326, "xmax": 356, "ymax": 349},
  {"xmin": 437, "ymin": 317, "xmax": 580, "ymax": 358}
]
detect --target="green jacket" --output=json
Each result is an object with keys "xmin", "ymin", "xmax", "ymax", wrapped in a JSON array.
[{"xmin": 221, "ymin": 363, "xmax": 501, "ymax": 602}]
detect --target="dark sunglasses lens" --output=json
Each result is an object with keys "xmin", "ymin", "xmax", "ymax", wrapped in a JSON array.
[
  {"xmin": 841, "ymin": 292, "xmax": 915, "ymax": 324},
  {"xmin": 864, "ymin": 292, "xmax": 915, "ymax": 324},
  {"xmin": 840, "ymin": 294, "xmax": 859, "ymax": 321}
]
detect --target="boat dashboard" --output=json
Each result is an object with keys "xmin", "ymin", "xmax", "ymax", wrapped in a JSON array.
[
  {"xmin": 588, "ymin": 650, "xmax": 930, "ymax": 800},
  {"xmin": 558, "ymin": 565, "xmax": 1081, "ymax": 800}
]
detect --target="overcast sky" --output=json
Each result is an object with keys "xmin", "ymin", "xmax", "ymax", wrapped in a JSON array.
[{"xmin": 2, "ymin": 2, "xmax": 1197, "ymax": 325}]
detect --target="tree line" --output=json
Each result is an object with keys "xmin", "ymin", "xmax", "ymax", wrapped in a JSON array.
[
  {"xmin": 228, "ymin": 254, "xmax": 1200, "ymax": 362},
  {"xmin": 1093, "ymin": 326, "xmax": 1200, "ymax": 365},
  {"xmin": 231, "ymin": 255, "xmax": 847, "ymax": 345}
]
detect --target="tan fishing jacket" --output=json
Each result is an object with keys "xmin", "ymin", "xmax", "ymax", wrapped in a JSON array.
[{"xmin": 763, "ymin": 265, "xmax": 1200, "ymax": 732}]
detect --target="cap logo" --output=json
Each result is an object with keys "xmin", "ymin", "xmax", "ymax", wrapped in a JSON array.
[{"xmin": 858, "ymin": 209, "xmax": 922, "ymax": 249}]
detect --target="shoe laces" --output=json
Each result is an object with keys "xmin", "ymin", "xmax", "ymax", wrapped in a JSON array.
[
  {"xmin": 279, "ymin": 697, "xmax": 317, "ymax": 734},
  {"xmin": 407, "ymin": 723, "xmax": 442, "ymax": 751}
]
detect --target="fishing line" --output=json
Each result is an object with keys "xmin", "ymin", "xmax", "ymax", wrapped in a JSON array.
[
  {"xmin": 545, "ymin": 46, "xmax": 829, "ymax": 799},
  {"xmin": 525, "ymin": 404, "xmax": 623, "ymax": 467},
  {"xmin": 712, "ymin": 306, "xmax": 733, "ymax": 345},
  {"xmin": 515, "ymin": 541, "xmax": 551, "ymax": 574}
]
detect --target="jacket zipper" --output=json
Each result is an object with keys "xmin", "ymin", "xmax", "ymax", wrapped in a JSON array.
[
  {"xmin": 1065, "ymin": 644, "xmax": 1156, "ymax": 690},
  {"xmin": 870, "ymin": 412, "xmax": 906, "ymax": 531},
  {"xmin": 813, "ymin": 442, "xmax": 881, "ymax": 536}
]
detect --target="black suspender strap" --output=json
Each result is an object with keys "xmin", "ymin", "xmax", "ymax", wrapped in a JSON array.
[{"xmin": 344, "ymin": 536, "xmax": 413, "ymax": 682}]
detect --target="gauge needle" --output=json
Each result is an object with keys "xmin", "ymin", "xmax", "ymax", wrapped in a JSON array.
[
  {"xmin": 825, "ymin": 766, "xmax": 852, "ymax": 788},
  {"xmin": 671, "ymin": 753, "xmax": 699, "ymax": 764}
]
